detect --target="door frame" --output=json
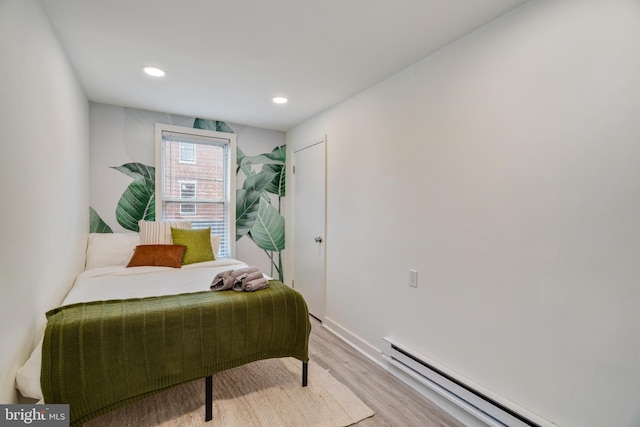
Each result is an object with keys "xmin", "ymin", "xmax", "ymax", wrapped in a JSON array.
[{"xmin": 292, "ymin": 135, "xmax": 327, "ymax": 322}]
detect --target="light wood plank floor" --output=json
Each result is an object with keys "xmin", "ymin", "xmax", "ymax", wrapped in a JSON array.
[{"xmin": 308, "ymin": 317, "xmax": 464, "ymax": 427}]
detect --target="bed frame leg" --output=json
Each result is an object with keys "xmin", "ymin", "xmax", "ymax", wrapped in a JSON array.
[
  {"xmin": 205, "ymin": 375, "xmax": 213, "ymax": 422},
  {"xmin": 302, "ymin": 362, "xmax": 308, "ymax": 387}
]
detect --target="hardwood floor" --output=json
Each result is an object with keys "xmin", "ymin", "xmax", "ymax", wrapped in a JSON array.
[{"xmin": 307, "ymin": 317, "xmax": 464, "ymax": 427}]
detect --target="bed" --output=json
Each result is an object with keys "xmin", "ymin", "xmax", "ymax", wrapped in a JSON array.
[{"xmin": 15, "ymin": 231, "xmax": 311, "ymax": 426}]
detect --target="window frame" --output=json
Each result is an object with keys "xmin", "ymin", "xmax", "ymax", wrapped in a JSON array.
[{"xmin": 155, "ymin": 123, "xmax": 236, "ymax": 258}]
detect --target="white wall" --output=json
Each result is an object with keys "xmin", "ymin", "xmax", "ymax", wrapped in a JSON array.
[
  {"xmin": 0, "ymin": 0, "xmax": 89, "ymax": 403},
  {"xmin": 286, "ymin": 1, "xmax": 640, "ymax": 426}
]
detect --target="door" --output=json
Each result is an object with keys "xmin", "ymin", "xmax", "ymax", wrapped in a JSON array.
[{"xmin": 294, "ymin": 139, "xmax": 326, "ymax": 321}]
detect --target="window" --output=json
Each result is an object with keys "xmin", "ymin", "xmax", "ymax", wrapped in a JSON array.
[
  {"xmin": 155, "ymin": 124, "xmax": 236, "ymax": 257},
  {"xmin": 180, "ymin": 203, "xmax": 196, "ymax": 214},
  {"xmin": 179, "ymin": 142, "xmax": 196, "ymax": 163},
  {"xmin": 180, "ymin": 181, "xmax": 196, "ymax": 215},
  {"xmin": 180, "ymin": 181, "xmax": 196, "ymax": 198}
]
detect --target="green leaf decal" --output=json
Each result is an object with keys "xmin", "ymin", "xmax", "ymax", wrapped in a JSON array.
[
  {"xmin": 237, "ymin": 146, "xmax": 255, "ymax": 178},
  {"xmin": 111, "ymin": 163, "xmax": 156, "ymax": 231},
  {"xmin": 240, "ymin": 145, "xmax": 286, "ymax": 197},
  {"xmin": 249, "ymin": 198, "xmax": 285, "ymax": 252},
  {"xmin": 193, "ymin": 118, "xmax": 235, "ymax": 133},
  {"xmin": 239, "ymin": 154, "xmax": 284, "ymax": 167},
  {"xmin": 236, "ymin": 189, "xmax": 262, "ymax": 240},
  {"xmin": 111, "ymin": 163, "xmax": 154, "ymax": 183},
  {"xmin": 216, "ymin": 121, "xmax": 235, "ymax": 133},
  {"xmin": 236, "ymin": 143, "xmax": 286, "ymax": 278},
  {"xmin": 244, "ymin": 171, "xmax": 278, "ymax": 192},
  {"xmin": 263, "ymin": 162, "xmax": 286, "ymax": 197},
  {"xmin": 236, "ymin": 171, "xmax": 277, "ymax": 240},
  {"xmin": 89, "ymin": 207, "xmax": 113, "ymax": 233}
]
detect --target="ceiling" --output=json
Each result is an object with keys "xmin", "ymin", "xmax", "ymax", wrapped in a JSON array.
[{"xmin": 38, "ymin": 0, "xmax": 527, "ymax": 131}]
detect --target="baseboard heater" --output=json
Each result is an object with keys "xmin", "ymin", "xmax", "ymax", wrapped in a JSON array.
[{"xmin": 381, "ymin": 337, "xmax": 552, "ymax": 427}]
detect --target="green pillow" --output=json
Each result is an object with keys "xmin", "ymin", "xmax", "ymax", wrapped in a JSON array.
[{"xmin": 170, "ymin": 227, "xmax": 215, "ymax": 265}]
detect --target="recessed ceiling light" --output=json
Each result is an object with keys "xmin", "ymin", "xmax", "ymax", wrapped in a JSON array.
[
  {"xmin": 272, "ymin": 97, "xmax": 288, "ymax": 104},
  {"xmin": 143, "ymin": 66, "xmax": 166, "ymax": 77}
]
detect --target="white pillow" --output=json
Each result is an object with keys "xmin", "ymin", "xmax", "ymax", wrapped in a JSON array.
[
  {"xmin": 210, "ymin": 234, "xmax": 221, "ymax": 258},
  {"xmin": 85, "ymin": 233, "xmax": 140, "ymax": 270},
  {"xmin": 138, "ymin": 221, "xmax": 221, "ymax": 258},
  {"xmin": 138, "ymin": 220, "xmax": 191, "ymax": 244}
]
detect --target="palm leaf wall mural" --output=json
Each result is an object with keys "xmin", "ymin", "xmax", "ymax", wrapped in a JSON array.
[
  {"xmin": 194, "ymin": 118, "xmax": 287, "ymax": 279},
  {"xmin": 112, "ymin": 163, "xmax": 156, "ymax": 232},
  {"xmin": 89, "ymin": 206, "xmax": 112, "ymax": 233},
  {"xmin": 88, "ymin": 115, "xmax": 286, "ymax": 280},
  {"xmin": 193, "ymin": 118, "xmax": 235, "ymax": 134},
  {"xmin": 88, "ymin": 162, "xmax": 156, "ymax": 233},
  {"xmin": 236, "ymin": 171, "xmax": 277, "ymax": 239},
  {"xmin": 248, "ymin": 199, "xmax": 285, "ymax": 252},
  {"xmin": 236, "ymin": 144, "xmax": 286, "ymax": 280},
  {"xmin": 240, "ymin": 145, "xmax": 286, "ymax": 199}
]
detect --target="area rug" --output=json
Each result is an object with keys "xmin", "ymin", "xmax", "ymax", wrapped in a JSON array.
[{"xmin": 86, "ymin": 357, "xmax": 374, "ymax": 426}]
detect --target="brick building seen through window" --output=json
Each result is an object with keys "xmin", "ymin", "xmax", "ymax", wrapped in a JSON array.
[{"xmin": 163, "ymin": 140, "xmax": 225, "ymax": 226}]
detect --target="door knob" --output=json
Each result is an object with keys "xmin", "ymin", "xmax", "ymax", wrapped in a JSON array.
[{"xmin": 314, "ymin": 236, "xmax": 323, "ymax": 243}]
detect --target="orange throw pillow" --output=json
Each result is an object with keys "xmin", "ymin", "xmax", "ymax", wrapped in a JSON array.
[{"xmin": 126, "ymin": 244, "xmax": 187, "ymax": 268}]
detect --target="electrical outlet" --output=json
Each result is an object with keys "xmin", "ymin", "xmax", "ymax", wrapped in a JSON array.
[{"xmin": 409, "ymin": 269, "xmax": 418, "ymax": 287}]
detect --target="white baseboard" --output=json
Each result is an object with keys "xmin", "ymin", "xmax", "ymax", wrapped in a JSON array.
[
  {"xmin": 320, "ymin": 317, "xmax": 489, "ymax": 427},
  {"xmin": 322, "ymin": 317, "xmax": 380, "ymax": 362}
]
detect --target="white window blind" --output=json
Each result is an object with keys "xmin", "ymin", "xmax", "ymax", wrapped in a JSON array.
[{"xmin": 155, "ymin": 124, "xmax": 236, "ymax": 258}]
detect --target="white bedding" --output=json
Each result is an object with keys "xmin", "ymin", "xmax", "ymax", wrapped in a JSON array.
[{"xmin": 15, "ymin": 258, "xmax": 250, "ymax": 401}]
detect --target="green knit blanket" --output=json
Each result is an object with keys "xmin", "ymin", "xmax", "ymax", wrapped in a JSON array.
[{"xmin": 41, "ymin": 280, "xmax": 310, "ymax": 426}]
